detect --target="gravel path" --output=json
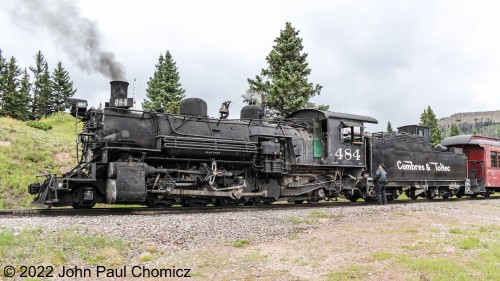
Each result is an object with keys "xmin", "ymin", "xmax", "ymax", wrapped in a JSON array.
[{"xmin": 1, "ymin": 199, "xmax": 498, "ymax": 254}]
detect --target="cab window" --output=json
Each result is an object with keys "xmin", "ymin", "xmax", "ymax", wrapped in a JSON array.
[{"xmin": 340, "ymin": 122, "xmax": 363, "ymax": 144}]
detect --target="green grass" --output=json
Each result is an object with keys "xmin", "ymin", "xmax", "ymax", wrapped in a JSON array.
[
  {"xmin": 288, "ymin": 211, "xmax": 336, "ymax": 225},
  {"xmin": 395, "ymin": 224, "xmax": 500, "ymax": 280},
  {"xmin": 397, "ymin": 255, "xmax": 470, "ymax": 281},
  {"xmin": 372, "ymin": 251, "xmax": 394, "ymax": 261},
  {"xmin": 308, "ymin": 211, "xmax": 332, "ymax": 218},
  {"xmin": 470, "ymin": 243, "xmax": 500, "ymax": 280},
  {"xmin": 457, "ymin": 236, "xmax": 482, "ymax": 250},
  {"xmin": 0, "ymin": 227, "xmax": 130, "ymax": 267},
  {"xmin": 0, "ymin": 113, "xmax": 80, "ymax": 209},
  {"xmin": 232, "ymin": 239, "xmax": 250, "ymax": 248},
  {"xmin": 137, "ymin": 253, "xmax": 160, "ymax": 263}
]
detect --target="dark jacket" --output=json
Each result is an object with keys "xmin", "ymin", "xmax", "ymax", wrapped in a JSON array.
[{"xmin": 375, "ymin": 169, "xmax": 387, "ymax": 183}]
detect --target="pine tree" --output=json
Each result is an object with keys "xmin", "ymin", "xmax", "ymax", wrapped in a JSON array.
[
  {"xmin": 246, "ymin": 22, "xmax": 326, "ymax": 117},
  {"xmin": 51, "ymin": 61, "xmax": 77, "ymax": 113},
  {"xmin": 0, "ymin": 57, "xmax": 21, "ymax": 117},
  {"xmin": 142, "ymin": 51, "xmax": 186, "ymax": 113},
  {"xmin": 0, "ymin": 48, "xmax": 6, "ymax": 113},
  {"xmin": 30, "ymin": 51, "xmax": 52, "ymax": 119},
  {"xmin": 1, "ymin": 57, "xmax": 30, "ymax": 120},
  {"xmin": 472, "ymin": 128, "xmax": 479, "ymax": 136},
  {"xmin": 449, "ymin": 123, "xmax": 460, "ymax": 137},
  {"xmin": 419, "ymin": 105, "xmax": 443, "ymax": 146},
  {"xmin": 387, "ymin": 121, "xmax": 394, "ymax": 133}
]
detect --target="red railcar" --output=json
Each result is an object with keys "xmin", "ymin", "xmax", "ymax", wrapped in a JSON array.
[{"xmin": 441, "ymin": 135, "xmax": 500, "ymax": 196}]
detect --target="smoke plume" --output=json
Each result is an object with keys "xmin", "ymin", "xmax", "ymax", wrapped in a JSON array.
[{"xmin": 13, "ymin": 0, "xmax": 126, "ymax": 81}]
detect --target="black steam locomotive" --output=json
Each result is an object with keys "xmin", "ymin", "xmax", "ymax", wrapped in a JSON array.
[{"xmin": 28, "ymin": 81, "xmax": 479, "ymax": 208}]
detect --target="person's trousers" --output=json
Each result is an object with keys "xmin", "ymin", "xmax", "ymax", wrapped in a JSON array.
[{"xmin": 375, "ymin": 182, "xmax": 387, "ymax": 205}]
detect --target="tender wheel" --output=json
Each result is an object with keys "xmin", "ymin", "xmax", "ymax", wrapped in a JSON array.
[
  {"xmin": 405, "ymin": 190, "xmax": 418, "ymax": 200},
  {"xmin": 387, "ymin": 190, "xmax": 398, "ymax": 201},
  {"xmin": 425, "ymin": 188, "xmax": 437, "ymax": 200}
]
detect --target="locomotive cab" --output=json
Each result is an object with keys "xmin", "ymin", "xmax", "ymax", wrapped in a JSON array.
[{"xmin": 287, "ymin": 109, "xmax": 377, "ymax": 168}]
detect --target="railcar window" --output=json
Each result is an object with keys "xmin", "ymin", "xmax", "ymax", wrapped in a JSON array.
[{"xmin": 491, "ymin": 151, "xmax": 498, "ymax": 167}]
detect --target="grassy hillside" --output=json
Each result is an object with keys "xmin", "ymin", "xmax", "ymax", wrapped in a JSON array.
[
  {"xmin": 439, "ymin": 110, "xmax": 500, "ymax": 138},
  {"xmin": 0, "ymin": 113, "xmax": 80, "ymax": 209}
]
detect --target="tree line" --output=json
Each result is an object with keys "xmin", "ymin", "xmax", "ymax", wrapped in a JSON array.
[{"xmin": 0, "ymin": 49, "xmax": 76, "ymax": 121}]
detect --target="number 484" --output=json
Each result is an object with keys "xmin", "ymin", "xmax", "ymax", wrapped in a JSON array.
[{"xmin": 334, "ymin": 148, "xmax": 361, "ymax": 160}]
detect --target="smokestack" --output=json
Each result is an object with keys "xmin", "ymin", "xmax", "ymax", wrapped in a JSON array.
[{"xmin": 109, "ymin": 81, "xmax": 133, "ymax": 108}]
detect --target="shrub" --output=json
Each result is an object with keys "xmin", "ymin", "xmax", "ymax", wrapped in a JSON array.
[{"xmin": 26, "ymin": 120, "xmax": 52, "ymax": 131}]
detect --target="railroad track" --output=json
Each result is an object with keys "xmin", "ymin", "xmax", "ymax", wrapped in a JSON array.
[{"xmin": 0, "ymin": 196, "xmax": 498, "ymax": 217}]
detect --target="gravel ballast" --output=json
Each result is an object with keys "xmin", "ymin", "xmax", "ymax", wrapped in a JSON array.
[{"xmin": 1, "ymin": 199, "xmax": 498, "ymax": 253}]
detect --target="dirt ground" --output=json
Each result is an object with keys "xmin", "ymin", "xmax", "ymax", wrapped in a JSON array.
[{"xmin": 157, "ymin": 199, "xmax": 500, "ymax": 281}]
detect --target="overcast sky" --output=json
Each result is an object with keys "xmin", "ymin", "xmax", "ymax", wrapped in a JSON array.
[{"xmin": 1, "ymin": 0, "xmax": 499, "ymax": 131}]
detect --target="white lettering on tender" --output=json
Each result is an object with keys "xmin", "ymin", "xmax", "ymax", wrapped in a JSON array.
[{"xmin": 396, "ymin": 161, "xmax": 451, "ymax": 172}]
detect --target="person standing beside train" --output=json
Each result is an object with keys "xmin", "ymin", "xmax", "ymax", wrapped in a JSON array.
[{"xmin": 374, "ymin": 164, "xmax": 388, "ymax": 205}]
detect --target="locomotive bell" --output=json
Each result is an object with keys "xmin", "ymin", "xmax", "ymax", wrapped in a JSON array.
[{"xmin": 109, "ymin": 81, "xmax": 133, "ymax": 108}]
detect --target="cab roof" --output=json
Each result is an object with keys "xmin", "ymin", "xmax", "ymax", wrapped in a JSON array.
[{"xmin": 286, "ymin": 109, "xmax": 378, "ymax": 125}]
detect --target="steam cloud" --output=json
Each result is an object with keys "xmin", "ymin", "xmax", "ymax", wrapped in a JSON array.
[{"xmin": 13, "ymin": 0, "xmax": 126, "ymax": 81}]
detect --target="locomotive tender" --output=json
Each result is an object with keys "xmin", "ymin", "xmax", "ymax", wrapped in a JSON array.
[{"xmin": 28, "ymin": 81, "xmax": 494, "ymax": 208}]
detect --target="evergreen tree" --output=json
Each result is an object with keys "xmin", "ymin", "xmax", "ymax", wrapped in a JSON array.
[
  {"xmin": 142, "ymin": 51, "xmax": 186, "ymax": 113},
  {"xmin": 387, "ymin": 121, "xmax": 394, "ymax": 133},
  {"xmin": 30, "ymin": 51, "xmax": 52, "ymax": 119},
  {"xmin": 0, "ymin": 57, "xmax": 22, "ymax": 118},
  {"xmin": 449, "ymin": 123, "xmax": 460, "ymax": 137},
  {"xmin": 419, "ymin": 105, "xmax": 443, "ymax": 146},
  {"xmin": 51, "ymin": 61, "xmax": 77, "ymax": 113},
  {"xmin": 0, "ymin": 48, "xmax": 6, "ymax": 113},
  {"xmin": 246, "ymin": 22, "xmax": 326, "ymax": 117}
]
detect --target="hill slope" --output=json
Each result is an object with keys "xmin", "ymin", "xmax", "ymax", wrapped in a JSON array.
[
  {"xmin": 0, "ymin": 113, "xmax": 80, "ymax": 208},
  {"xmin": 438, "ymin": 110, "xmax": 500, "ymax": 138}
]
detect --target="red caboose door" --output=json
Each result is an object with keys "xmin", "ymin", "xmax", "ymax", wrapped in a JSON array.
[{"xmin": 468, "ymin": 160, "xmax": 485, "ymax": 188}]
